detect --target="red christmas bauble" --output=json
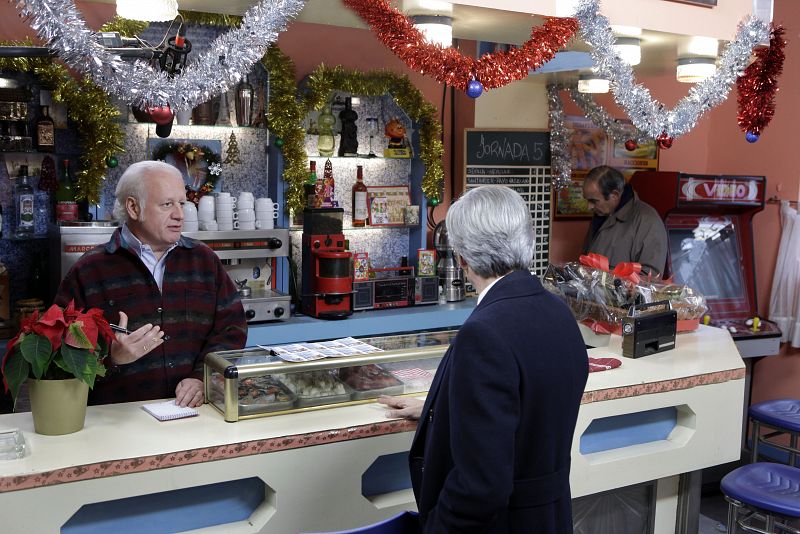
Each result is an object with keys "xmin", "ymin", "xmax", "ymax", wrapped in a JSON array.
[
  {"xmin": 147, "ymin": 106, "xmax": 174, "ymax": 125},
  {"xmin": 624, "ymin": 140, "xmax": 638, "ymax": 151},
  {"xmin": 656, "ymin": 133, "xmax": 673, "ymax": 149}
]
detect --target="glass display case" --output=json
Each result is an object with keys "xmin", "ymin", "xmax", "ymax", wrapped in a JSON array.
[{"xmin": 204, "ymin": 330, "xmax": 456, "ymax": 421}]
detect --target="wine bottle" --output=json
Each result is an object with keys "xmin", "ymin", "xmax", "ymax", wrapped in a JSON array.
[
  {"xmin": 36, "ymin": 105, "xmax": 55, "ymax": 152},
  {"xmin": 352, "ymin": 165, "xmax": 368, "ymax": 227},
  {"xmin": 305, "ymin": 161, "xmax": 318, "ymax": 208},
  {"xmin": 13, "ymin": 165, "xmax": 34, "ymax": 238},
  {"xmin": 55, "ymin": 159, "xmax": 78, "ymax": 222}
]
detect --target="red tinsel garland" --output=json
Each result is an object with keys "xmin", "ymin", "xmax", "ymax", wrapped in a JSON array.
[
  {"xmin": 737, "ymin": 25, "xmax": 785, "ymax": 136},
  {"xmin": 342, "ymin": 0, "xmax": 578, "ymax": 91}
]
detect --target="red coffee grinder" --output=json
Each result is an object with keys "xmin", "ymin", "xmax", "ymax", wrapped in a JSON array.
[{"xmin": 301, "ymin": 208, "xmax": 353, "ymax": 319}]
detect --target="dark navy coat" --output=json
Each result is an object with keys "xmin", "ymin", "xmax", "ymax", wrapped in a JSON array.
[{"xmin": 409, "ymin": 270, "xmax": 589, "ymax": 533}]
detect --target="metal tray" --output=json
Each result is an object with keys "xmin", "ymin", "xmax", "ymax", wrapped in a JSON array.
[
  {"xmin": 337, "ymin": 364, "xmax": 405, "ymax": 400},
  {"xmin": 236, "ymin": 376, "xmax": 296, "ymax": 415},
  {"xmin": 277, "ymin": 371, "xmax": 353, "ymax": 408}
]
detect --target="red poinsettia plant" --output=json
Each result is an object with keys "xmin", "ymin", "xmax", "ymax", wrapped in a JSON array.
[{"xmin": 1, "ymin": 300, "xmax": 114, "ymax": 405}]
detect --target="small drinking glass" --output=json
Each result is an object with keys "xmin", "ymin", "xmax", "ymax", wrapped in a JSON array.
[
  {"xmin": 0, "ymin": 428, "xmax": 26, "ymax": 460},
  {"xmin": 366, "ymin": 117, "xmax": 379, "ymax": 158}
]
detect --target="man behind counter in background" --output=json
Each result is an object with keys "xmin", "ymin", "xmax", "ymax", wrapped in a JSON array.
[
  {"xmin": 55, "ymin": 161, "xmax": 246, "ymax": 407},
  {"xmin": 379, "ymin": 186, "xmax": 589, "ymax": 533},
  {"xmin": 582, "ymin": 165, "xmax": 668, "ymax": 278}
]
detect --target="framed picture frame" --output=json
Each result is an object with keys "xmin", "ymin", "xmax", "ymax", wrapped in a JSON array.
[
  {"xmin": 353, "ymin": 252, "xmax": 370, "ymax": 281},
  {"xmin": 663, "ymin": 0, "xmax": 716, "ymax": 6},
  {"xmin": 554, "ymin": 171, "xmax": 592, "ymax": 219},
  {"xmin": 147, "ymin": 138, "xmax": 223, "ymax": 202},
  {"xmin": 417, "ymin": 249, "xmax": 436, "ymax": 277},
  {"xmin": 366, "ymin": 185, "xmax": 411, "ymax": 226}
]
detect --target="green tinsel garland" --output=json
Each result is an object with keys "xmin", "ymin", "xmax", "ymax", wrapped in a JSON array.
[
  {"xmin": 0, "ymin": 40, "xmax": 124, "ymax": 203},
  {"xmin": 302, "ymin": 65, "xmax": 444, "ymax": 206}
]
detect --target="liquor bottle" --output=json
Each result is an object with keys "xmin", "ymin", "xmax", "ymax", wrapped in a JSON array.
[
  {"xmin": 36, "ymin": 105, "xmax": 55, "ymax": 152},
  {"xmin": 317, "ymin": 104, "xmax": 335, "ymax": 157},
  {"xmin": 13, "ymin": 165, "xmax": 34, "ymax": 238},
  {"xmin": 352, "ymin": 165, "xmax": 368, "ymax": 227},
  {"xmin": 235, "ymin": 75, "xmax": 254, "ymax": 127},
  {"xmin": 305, "ymin": 160, "xmax": 318, "ymax": 208},
  {"xmin": 55, "ymin": 159, "xmax": 78, "ymax": 222},
  {"xmin": 338, "ymin": 97, "xmax": 359, "ymax": 157}
]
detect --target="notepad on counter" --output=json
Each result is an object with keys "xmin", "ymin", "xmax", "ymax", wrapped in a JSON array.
[{"xmin": 142, "ymin": 400, "xmax": 198, "ymax": 421}]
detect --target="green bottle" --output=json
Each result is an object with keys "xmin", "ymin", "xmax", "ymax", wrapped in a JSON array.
[
  {"xmin": 317, "ymin": 104, "xmax": 336, "ymax": 157},
  {"xmin": 305, "ymin": 160, "xmax": 318, "ymax": 208}
]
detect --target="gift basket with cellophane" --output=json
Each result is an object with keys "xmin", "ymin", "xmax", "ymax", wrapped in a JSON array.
[{"xmin": 542, "ymin": 253, "xmax": 707, "ymax": 334}]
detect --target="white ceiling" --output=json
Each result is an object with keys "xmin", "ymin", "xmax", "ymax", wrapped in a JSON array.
[{"xmin": 88, "ymin": 0, "xmax": 709, "ymax": 82}]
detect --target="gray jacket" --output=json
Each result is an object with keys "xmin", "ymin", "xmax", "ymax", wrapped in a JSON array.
[{"xmin": 582, "ymin": 192, "xmax": 668, "ymax": 277}]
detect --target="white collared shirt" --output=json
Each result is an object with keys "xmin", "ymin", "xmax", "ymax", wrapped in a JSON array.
[
  {"xmin": 477, "ymin": 273, "xmax": 507, "ymax": 305},
  {"xmin": 121, "ymin": 223, "xmax": 178, "ymax": 291}
]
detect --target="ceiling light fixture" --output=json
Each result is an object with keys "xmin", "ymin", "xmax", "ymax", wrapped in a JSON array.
[
  {"xmin": 613, "ymin": 37, "xmax": 641, "ymax": 66},
  {"xmin": 116, "ymin": 0, "xmax": 178, "ymax": 22},
  {"xmin": 410, "ymin": 14, "xmax": 453, "ymax": 48},
  {"xmin": 676, "ymin": 57, "xmax": 717, "ymax": 83},
  {"xmin": 577, "ymin": 73, "xmax": 609, "ymax": 94}
]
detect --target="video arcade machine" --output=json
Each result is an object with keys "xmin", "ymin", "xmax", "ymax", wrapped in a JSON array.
[
  {"xmin": 301, "ymin": 208, "xmax": 353, "ymax": 320},
  {"xmin": 631, "ymin": 171, "xmax": 781, "ymax": 359}
]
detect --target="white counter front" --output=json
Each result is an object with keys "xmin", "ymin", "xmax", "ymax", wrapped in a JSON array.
[{"xmin": 0, "ymin": 325, "xmax": 744, "ymax": 533}]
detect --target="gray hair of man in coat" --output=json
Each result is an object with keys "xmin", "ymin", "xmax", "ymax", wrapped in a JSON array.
[
  {"xmin": 445, "ymin": 185, "xmax": 534, "ymax": 279},
  {"xmin": 112, "ymin": 160, "xmax": 183, "ymax": 223}
]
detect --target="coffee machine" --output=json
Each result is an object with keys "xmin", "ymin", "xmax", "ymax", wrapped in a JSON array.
[
  {"xmin": 301, "ymin": 208, "xmax": 353, "ymax": 319},
  {"xmin": 433, "ymin": 221, "xmax": 465, "ymax": 302},
  {"xmin": 185, "ymin": 229, "xmax": 292, "ymax": 322}
]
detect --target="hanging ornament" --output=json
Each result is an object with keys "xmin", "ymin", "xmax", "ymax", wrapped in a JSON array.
[
  {"xmin": 224, "ymin": 131, "xmax": 241, "ymax": 165},
  {"xmin": 147, "ymin": 105, "xmax": 174, "ymax": 125},
  {"xmin": 428, "ymin": 197, "xmax": 440, "ymax": 207},
  {"xmin": 737, "ymin": 25, "xmax": 785, "ymax": 139},
  {"xmin": 274, "ymin": 137, "xmax": 285, "ymax": 147},
  {"xmin": 466, "ymin": 80, "xmax": 483, "ymax": 98},
  {"xmin": 342, "ymin": 0, "xmax": 577, "ymax": 91},
  {"xmin": 656, "ymin": 132, "xmax": 673, "ymax": 149},
  {"xmin": 624, "ymin": 140, "xmax": 638, "ymax": 152},
  {"xmin": 105, "ymin": 155, "xmax": 119, "ymax": 168}
]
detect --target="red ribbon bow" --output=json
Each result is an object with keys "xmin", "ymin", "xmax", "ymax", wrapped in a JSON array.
[{"xmin": 579, "ymin": 253, "xmax": 641, "ymax": 285}]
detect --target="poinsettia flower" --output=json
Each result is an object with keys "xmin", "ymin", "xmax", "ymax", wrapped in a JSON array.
[
  {"xmin": 63, "ymin": 299, "xmax": 79, "ymax": 324},
  {"xmin": 30, "ymin": 303, "xmax": 67, "ymax": 351},
  {"xmin": 85, "ymin": 307, "xmax": 114, "ymax": 343},
  {"xmin": 64, "ymin": 316, "xmax": 98, "ymax": 349}
]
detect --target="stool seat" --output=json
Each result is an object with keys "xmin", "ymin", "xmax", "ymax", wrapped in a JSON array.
[
  {"xmin": 721, "ymin": 463, "xmax": 800, "ymax": 518},
  {"xmin": 749, "ymin": 400, "xmax": 800, "ymax": 433}
]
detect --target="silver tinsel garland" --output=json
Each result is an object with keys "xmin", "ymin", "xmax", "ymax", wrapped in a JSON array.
[
  {"xmin": 563, "ymin": 85, "xmax": 650, "ymax": 145},
  {"xmin": 574, "ymin": 0, "xmax": 769, "ymax": 139},
  {"xmin": 13, "ymin": 0, "xmax": 305, "ymax": 110},
  {"xmin": 547, "ymin": 84, "xmax": 573, "ymax": 191}
]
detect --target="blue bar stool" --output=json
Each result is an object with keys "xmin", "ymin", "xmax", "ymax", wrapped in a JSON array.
[
  {"xmin": 750, "ymin": 399, "xmax": 800, "ymax": 465},
  {"xmin": 721, "ymin": 462, "xmax": 800, "ymax": 533}
]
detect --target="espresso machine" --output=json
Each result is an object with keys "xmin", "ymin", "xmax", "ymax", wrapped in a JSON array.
[
  {"xmin": 301, "ymin": 208, "xmax": 353, "ymax": 319},
  {"xmin": 184, "ymin": 229, "xmax": 292, "ymax": 322},
  {"xmin": 433, "ymin": 220, "xmax": 465, "ymax": 302}
]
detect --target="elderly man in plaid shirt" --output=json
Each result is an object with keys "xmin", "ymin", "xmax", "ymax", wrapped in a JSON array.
[{"xmin": 55, "ymin": 161, "xmax": 247, "ymax": 407}]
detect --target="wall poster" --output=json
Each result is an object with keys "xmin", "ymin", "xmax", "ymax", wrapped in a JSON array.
[{"xmin": 554, "ymin": 116, "xmax": 659, "ymax": 219}]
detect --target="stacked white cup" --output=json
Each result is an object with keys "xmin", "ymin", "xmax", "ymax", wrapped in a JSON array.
[
  {"xmin": 235, "ymin": 192, "xmax": 256, "ymax": 230},
  {"xmin": 255, "ymin": 197, "xmax": 279, "ymax": 230},
  {"xmin": 198, "ymin": 195, "xmax": 217, "ymax": 231},
  {"xmin": 215, "ymin": 192, "xmax": 236, "ymax": 231},
  {"xmin": 183, "ymin": 201, "xmax": 199, "ymax": 232}
]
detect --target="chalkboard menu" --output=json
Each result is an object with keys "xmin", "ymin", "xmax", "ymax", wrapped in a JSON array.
[{"xmin": 463, "ymin": 129, "xmax": 552, "ymax": 275}]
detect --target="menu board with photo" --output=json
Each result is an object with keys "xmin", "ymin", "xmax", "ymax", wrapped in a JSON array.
[
  {"xmin": 463, "ymin": 129, "xmax": 552, "ymax": 275},
  {"xmin": 554, "ymin": 116, "xmax": 659, "ymax": 219}
]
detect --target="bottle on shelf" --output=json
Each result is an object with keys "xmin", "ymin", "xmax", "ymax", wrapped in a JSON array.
[
  {"xmin": 351, "ymin": 165, "xmax": 368, "ymax": 227},
  {"xmin": 13, "ymin": 165, "xmax": 34, "ymax": 238},
  {"xmin": 338, "ymin": 97, "xmax": 359, "ymax": 157},
  {"xmin": 305, "ymin": 160, "xmax": 318, "ymax": 208},
  {"xmin": 36, "ymin": 105, "xmax": 55, "ymax": 152},
  {"xmin": 317, "ymin": 104, "xmax": 336, "ymax": 157},
  {"xmin": 55, "ymin": 159, "xmax": 78, "ymax": 223},
  {"xmin": 235, "ymin": 75, "xmax": 254, "ymax": 127}
]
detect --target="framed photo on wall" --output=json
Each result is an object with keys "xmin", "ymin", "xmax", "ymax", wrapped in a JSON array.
[
  {"xmin": 147, "ymin": 138, "xmax": 223, "ymax": 202},
  {"xmin": 366, "ymin": 185, "xmax": 411, "ymax": 226}
]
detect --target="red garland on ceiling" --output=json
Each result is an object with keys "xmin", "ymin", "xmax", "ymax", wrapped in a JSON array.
[
  {"xmin": 736, "ymin": 25, "xmax": 785, "ymax": 141},
  {"xmin": 342, "ymin": 0, "xmax": 578, "ymax": 92}
]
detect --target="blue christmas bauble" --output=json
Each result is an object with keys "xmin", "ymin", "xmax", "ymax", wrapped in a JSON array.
[
  {"xmin": 745, "ymin": 131, "xmax": 759, "ymax": 143},
  {"xmin": 466, "ymin": 79, "xmax": 483, "ymax": 99}
]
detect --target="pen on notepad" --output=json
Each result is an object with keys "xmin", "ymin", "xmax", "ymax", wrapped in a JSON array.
[{"xmin": 110, "ymin": 324, "xmax": 131, "ymax": 335}]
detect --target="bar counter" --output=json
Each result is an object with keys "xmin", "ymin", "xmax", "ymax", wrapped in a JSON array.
[{"xmin": 0, "ymin": 320, "xmax": 744, "ymax": 533}]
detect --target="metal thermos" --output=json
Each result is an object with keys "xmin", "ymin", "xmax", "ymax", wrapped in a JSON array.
[{"xmin": 433, "ymin": 221, "xmax": 465, "ymax": 302}]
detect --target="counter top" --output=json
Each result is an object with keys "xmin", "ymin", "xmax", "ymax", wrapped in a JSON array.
[{"xmin": 0, "ymin": 325, "xmax": 743, "ymax": 493}]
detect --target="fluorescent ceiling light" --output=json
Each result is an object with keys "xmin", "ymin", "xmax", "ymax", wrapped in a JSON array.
[
  {"xmin": 116, "ymin": 0, "xmax": 178, "ymax": 22},
  {"xmin": 613, "ymin": 37, "xmax": 641, "ymax": 66},
  {"xmin": 411, "ymin": 15, "xmax": 453, "ymax": 48},
  {"xmin": 578, "ymin": 74, "xmax": 609, "ymax": 94},
  {"xmin": 681, "ymin": 36, "xmax": 718, "ymax": 57},
  {"xmin": 676, "ymin": 57, "xmax": 716, "ymax": 83}
]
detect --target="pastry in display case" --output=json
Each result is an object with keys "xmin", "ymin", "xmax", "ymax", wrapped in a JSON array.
[{"xmin": 204, "ymin": 330, "xmax": 457, "ymax": 421}]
